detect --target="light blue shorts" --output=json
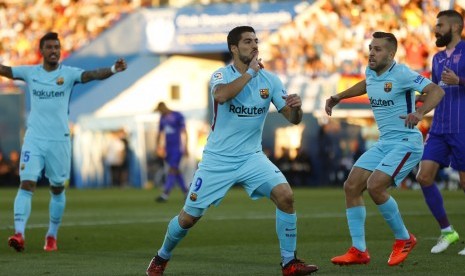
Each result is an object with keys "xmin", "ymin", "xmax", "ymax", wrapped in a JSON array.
[
  {"xmin": 183, "ymin": 151, "xmax": 287, "ymax": 217},
  {"xmin": 20, "ymin": 136, "xmax": 71, "ymax": 186},
  {"xmin": 354, "ymin": 136, "xmax": 423, "ymax": 186}
]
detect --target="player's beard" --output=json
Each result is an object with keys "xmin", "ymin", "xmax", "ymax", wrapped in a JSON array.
[
  {"xmin": 436, "ymin": 28, "xmax": 452, "ymax": 47},
  {"xmin": 45, "ymin": 53, "xmax": 60, "ymax": 67},
  {"xmin": 238, "ymin": 52, "xmax": 253, "ymax": 65},
  {"xmin": 369, "ymin": 57, "xmax": 391, "ymax": 73},
  {"xmin": 47, "ymin": 60, "xmax": 59, "ymax": 67}
]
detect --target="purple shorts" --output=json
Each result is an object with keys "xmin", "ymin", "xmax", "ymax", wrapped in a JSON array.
[
  {"xmin": 166, "ymin": 150, "xmax": 183, "ymax": 169},
  {"xmin": 422, "ymin": 132, "xmax": 465, "ymax": 171}
]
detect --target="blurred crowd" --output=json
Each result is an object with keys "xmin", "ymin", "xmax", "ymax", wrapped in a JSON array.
[
  {"xmin": 262, "ymin": 0, "xmax": 462, "ymax": 77},
  {"xmin": 0, "ymin": 0, "xmax": 281, "ymax": 87},
  {"xmin": 1, "ymin": 0, "xmax": 460, "ymax": 81},
  {"xmin": 0, "ymin": 0, "xmax": 137, "ymax": 72},
  {"xmin": 0, "ymin": 0, "xmax": 461, "ymax": 86}
]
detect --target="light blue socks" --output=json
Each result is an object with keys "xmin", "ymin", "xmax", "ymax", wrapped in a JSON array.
[
  {"xmin": 13, "ymin": 189, "xmax": 33, "ymax": 236},
  {"xmin": 158, "ymin": 216, "xmax": 188, "ymax": 260},
  {"xmin": 347, "ymin": 206, "xmax": 366, "ymax": 251},
  {"xmin": 46, "ymin": 191, "xmax": 66, "ymax": 238},
  {"xmin": 378, "ymin": 196, "xmax": 409, "ymax": 240},
  {"xmin": 276, "ymin": 208, "xmax": 297, "ymax": 266}
]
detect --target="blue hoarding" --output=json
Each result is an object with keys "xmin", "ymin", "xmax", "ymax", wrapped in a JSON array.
[{"xmin": 144, "ymin": 1, "xmax": 307, "ymax": 53}]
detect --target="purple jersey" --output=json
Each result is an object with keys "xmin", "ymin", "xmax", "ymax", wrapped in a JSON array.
[
  {"xmin": 430, "ymin": 40, "xmax": 465, "ymax": 134},
  {"xmin": 159, "ymin": 111, "xmax": 185, "ymax": 152}
]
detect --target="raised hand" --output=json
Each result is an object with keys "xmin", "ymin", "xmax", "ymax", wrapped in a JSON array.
[
  {"xmin": 325, "ymin": 95, "xmax": 340, "ymax": 116},
  {"xmin": 249, "ymin": 53, "xmax": 262, "ymax": 72},
  {"xmin": 441, "ymin": 66, "xmax": 458, "ymax": 85},
  {"xmin": 114, "ymin": 58, "xmax": 127, "ymax": 72}
]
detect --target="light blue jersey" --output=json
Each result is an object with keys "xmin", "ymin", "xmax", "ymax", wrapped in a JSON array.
[
  {"xmin": 366, "ymin": 62, "xmax": 431, "ymax": 141},
  {"xmin": 355, "ymin": 62, "xmax": 433, "ymax": 185},
  {"xmin": 12, "ymin": 65, "xmax": 83, "ymax": 141},
  {"xmin": 207, "ymin": 65, "xmax": 287, "ymax": 158},
  {"xmin": 182, "ymin": 65, "xmax": 289, "ymax": 213}
]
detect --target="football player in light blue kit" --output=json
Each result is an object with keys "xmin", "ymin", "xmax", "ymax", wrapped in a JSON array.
[
  {"xmin": 146, "ymin": 26, "xmax": 318, "ymax": 276},
  {"xmin": 326, "ymin": 32, "xmax": 445, "ymax": 266},
  {"xmin": 0, "ymin": 32, "xmax": 127, "ymax": 252}
]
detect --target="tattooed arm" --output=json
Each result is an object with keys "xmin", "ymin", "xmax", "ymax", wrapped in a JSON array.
[
  {"xmin": 0, "ymin": 64, "xmax": 13, "ymax": 79},
  {"xmin": 81, "ymin": 58, "xmax": 127, "ymax": 83}
]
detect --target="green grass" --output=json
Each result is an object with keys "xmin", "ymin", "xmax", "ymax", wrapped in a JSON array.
[{"xmin": 0, "ymin": 186, "xmax": 464, "ymax": 275}]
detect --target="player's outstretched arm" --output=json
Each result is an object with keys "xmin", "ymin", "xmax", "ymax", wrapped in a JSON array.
[
  {"xmin": 81, "ymin": 58, "xmax": 127, "ymax": 83},
  {"xmin": 0, "ymin": 64, "xmax": 13, "ymax": 79},
  {"xmin": 325, "ymin": 79, "xmax": 367, "ymax": 116}
]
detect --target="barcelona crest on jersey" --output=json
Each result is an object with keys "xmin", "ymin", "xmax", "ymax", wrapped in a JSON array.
[
  {"xmin": 56, "ymin": 77, "xmax": 64, "ymax": 85},
  {"xmin": 189, "ymin": 192, "xmax": 198, "ymax": 202},
  {"xmin": 384, "ymin": 82, "xmax": 392, "ymax": 92},
  {"xmin": 260, "ymin": 88, "xmax": 269, "ymax": 99}
]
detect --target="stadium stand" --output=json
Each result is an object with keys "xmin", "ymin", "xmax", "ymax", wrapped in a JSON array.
[{"xmin": 1, "ymin": 0, "xmax": 462, "ymax": 87}]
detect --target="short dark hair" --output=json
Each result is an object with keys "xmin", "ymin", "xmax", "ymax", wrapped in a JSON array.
[
  {"xmin": 154, "ymin": 101, "xmax": 166, "ymax": 112},
  {"xmin": 372, "ymin": 31, "xmax": 397, "ymax": 53},
  {"xmin": 39, "ymin": 32, "xmax": 60, "ymax": 49},
  {"xmin": 437, "ymin": 9, "xmax": 464, "ymax": 34},
  {"xmin": 227, "ymin": 26, "xmax": 255, "ymax": 54}
]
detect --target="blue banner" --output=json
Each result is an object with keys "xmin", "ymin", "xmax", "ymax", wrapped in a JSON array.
[{"xmin": 144, "ymin": 1, "xmax": 307, "ymax": 53}]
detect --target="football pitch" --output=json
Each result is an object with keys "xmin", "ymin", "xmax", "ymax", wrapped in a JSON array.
[{"xmin": 0, "ymin": 186, "xmax": 464, "ymax": 275}]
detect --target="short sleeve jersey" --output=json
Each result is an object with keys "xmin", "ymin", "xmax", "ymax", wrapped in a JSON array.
[
  {"xmin": 430, "ymin": 40, "xmax": 465, "ymax": 134},
  {"xmin": 159, "ymin": 111, "xmax": 186, "ymax": 151},
  {"xmin": 365, "ymin": 62, "xmax": 432, "ymax": 141},
  {"xmin": 206, "ymin": 65, "xmax": 287, "ymax": 157},
  {"xmin": 13, "ymin": 65, "xmax": 83, "ymax": 141}
]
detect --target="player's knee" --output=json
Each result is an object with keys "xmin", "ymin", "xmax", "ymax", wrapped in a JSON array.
[
  {"xmin": 50, "ymin": 185, "xmax": 65, "ymax": 195},
  {"xmin": 343, "ymin": 179, "xmax": 363, "ymax": 196},
  {"xmin": 415, "ymin": 172, "xmax": 434, "ymax": 186},
  {"xmin": 273, "ymin": 185, "xmax": 294, "ymax": 210},
  {"xmin": 366, "ymin": 184, "xmax": 382, "ymax": 200},
  {"xmin": 19, "ymin": 180, "xmax": 36, "ymax": 192},
  {"xmin": 280, "ymin": 192, "xmax": 294, "ymax": 208},
  {"xmin": 178, "ymin": 209, "xmax": 201, "ymax": 229}
]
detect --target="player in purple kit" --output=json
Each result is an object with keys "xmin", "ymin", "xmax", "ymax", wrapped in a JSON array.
[
  {"xmin": 154, "ymin": 102, "xmax": 189, "ymax": 203},
  {"xmin": 415, "ymin": 10, "xmax": 465, "ymax": 255}
]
